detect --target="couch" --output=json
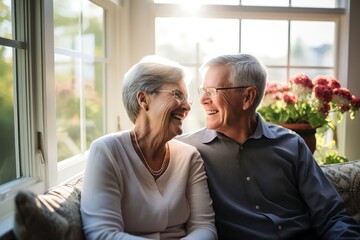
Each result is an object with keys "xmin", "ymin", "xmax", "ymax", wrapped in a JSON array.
[{"xmin": 8, "ymin": 160, "xmax": 360, "ymax": 240}]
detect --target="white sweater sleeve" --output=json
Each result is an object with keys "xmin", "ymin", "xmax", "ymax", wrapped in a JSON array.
[
  {"xmin": 80, "ymin": 138, "xmax": 150, "ymax": 240},
  {"xmin": 182, "ymin": 149, "xmax": 217, "ymax": 240}
]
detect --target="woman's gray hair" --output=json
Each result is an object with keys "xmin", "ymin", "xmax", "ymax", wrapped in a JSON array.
[
  {"xmin": 122, "ymin": 55, "xmax": 186, "ymax": 123},
  {"xmin": 201, "ymin": 53, "xmax": 267, "ymax": 108}
]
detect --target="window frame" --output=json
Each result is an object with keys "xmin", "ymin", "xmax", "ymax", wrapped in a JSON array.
[
  {"xmin": 151, "ymin": 3, "xmax": 346, "ymax": 74},
  {"xmin": 52, "ymin": 0, "xmax": 122, "ymax": 186},
  {"xmin": 0, "ymin": 0, "xmax": 45, "ymax": 234},
  {"xmin": 144, "ymin": 2, "xmax": 347, "ymax": 133},
  {"xmin": 0, "ymin": 0, "xmax": 122, "ymax": 235}
]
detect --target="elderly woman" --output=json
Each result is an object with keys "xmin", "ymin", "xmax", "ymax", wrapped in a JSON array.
[{"xmin": 80, "ymin": 56, "xmax": 217, "ymax": 240}]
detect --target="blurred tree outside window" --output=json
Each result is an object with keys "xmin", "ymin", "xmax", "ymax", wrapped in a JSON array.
[
  {"xmin": 0, "ymin": 0, "xmax": 18, "ymax": 185},
  {"xmin": 54, "ymin": 0, "xmax": 106, "ymax": 161}
]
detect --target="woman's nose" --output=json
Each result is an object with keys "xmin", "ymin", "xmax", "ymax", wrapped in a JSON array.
[{"xmin": 182, "ymin": 99, "xmax": 192, "ymax": 111}]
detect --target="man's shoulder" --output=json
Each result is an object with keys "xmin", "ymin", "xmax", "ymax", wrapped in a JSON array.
[
  {"xmin": 265, "ymin": 122, "xmax": 302, "ymax": 138},
  {"xmin": 177, "ymin": 128, "xmax": 209, "ymax": 145}
]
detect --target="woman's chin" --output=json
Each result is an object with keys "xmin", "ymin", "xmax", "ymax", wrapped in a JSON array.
[{"xmin": 171, "ymin": 125, "xmax": 183, "ymax": 137}]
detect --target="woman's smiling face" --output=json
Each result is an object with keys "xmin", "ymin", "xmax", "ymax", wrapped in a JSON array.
[{"xmin": 148, "ymin": 80, "xmax": 191, "ymax": 137}]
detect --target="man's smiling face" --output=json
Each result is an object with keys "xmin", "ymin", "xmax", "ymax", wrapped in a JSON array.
[{"xmin": 199, "ymin": 64, "xmax": 245, "ymax": 134}]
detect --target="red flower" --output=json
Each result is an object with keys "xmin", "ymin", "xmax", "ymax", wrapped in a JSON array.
[
  {"xmin": 290, "ymin": 73, "xmax": 313, "ymax": 89},
  {"xmin": 332, "ymin": 88, "xmax": 352, "ymax": 104},
  {"xmin": 314, "ymin": 85, "xmax": 333, "ymax": 103},
  {"xmin": 273, "ymin": 92, "xmax": 283, "ymax": 100},
  {"xmin": 283, "ymin": 92, "xmax": 297, "ymax": 105},
  {"xmin": 339, "ymin": 104, "xmax": 350, "ymax": 113},
  {"xmin": 258, "ymin": 74, "xmax": 359, "ymax": 129},
  {"xmin": 313, "ymin": 75, "xmax": 329, "ymax": 86},
  {"xmin": 318, "ymin": 103, "xmax": 330, "ymax": 116},
  {"xmin": 265, "ymin": 82, "xmax": 289, "ymax": 94},
  {"xmin": 329, "ymin": 78, "xmax": 341, "ymax": 89},
  {"xmin": 351, "ymin": 96, "xmax": 360, "ymax": 110}
]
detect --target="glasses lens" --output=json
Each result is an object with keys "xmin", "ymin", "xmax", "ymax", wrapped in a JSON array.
[
  {"xmin": 198, "ymin": 88, "xmax": 205, "ymax": 96},
  {"xmin": 198, "ymin": 88, "xmax": 217, "ymax": 97},
  {"xmin": 208, "ymin": 88, "xmax": 217, "ymax": 97},
  {"xmin": 173, "ymin": 90, "xmax": 185, "ymax": 102}
]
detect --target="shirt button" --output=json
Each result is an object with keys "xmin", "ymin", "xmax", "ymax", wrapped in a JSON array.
[
  {"xmin": 278, "ymin": 225, "xmax": 282, "ymax": 230},
  {"xmin": 246, "ymin": 177, "xmax": 251, "ymax": 181},
  {"xmin": 255, "ymin": 205, "xmax": 260, "ymax": 210}
]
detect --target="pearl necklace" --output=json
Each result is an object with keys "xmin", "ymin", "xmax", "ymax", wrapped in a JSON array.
[{"xmin": 132, "ymin": 130, "xmax": 168, "ymax": 176}]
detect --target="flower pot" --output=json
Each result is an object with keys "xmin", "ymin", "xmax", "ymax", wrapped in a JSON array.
[{"xmin": 279, "ymin": 123, "xmax": 317, "ymax": 154}]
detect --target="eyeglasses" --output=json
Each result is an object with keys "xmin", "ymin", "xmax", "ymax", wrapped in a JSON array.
[
  {"xmin": 156, "ymin": 89, "xmax": 193, "ymax": 105},
  {"xmin": 198, "ymin": 86, "xmax": 249, "ymax": 98}
]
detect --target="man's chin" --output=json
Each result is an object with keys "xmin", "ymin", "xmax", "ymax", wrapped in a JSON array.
[{"xmin": 205, "ymin": 122, "xmax": 218, "ymax": 130}]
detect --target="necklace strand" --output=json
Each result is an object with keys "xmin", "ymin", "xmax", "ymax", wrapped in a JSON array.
[{"xmin": 133, "ymin": 130, "xmax": 168, "ymax": 176}]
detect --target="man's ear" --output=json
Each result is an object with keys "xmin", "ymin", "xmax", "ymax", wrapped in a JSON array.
[
  {"xmin": 242, "ymin": 87, "xmax": 257, "ymax": 110},
  {"xmin": 137, "ymin": 91, "xmax": 149, "ymax": 111}
]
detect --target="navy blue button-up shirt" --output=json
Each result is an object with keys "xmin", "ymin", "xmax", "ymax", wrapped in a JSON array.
[{"xmin": 178, "ymin": 115, "xmax": 360, "ymax": 240}]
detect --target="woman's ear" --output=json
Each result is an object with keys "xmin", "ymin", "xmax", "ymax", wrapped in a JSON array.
[
  {"xmin": 137, "ymin": 91, "xmax": 149, "ymax": 111},
  {"xmin": 242, "ymin": 87, "xmax": 257, "ymax": 110}
]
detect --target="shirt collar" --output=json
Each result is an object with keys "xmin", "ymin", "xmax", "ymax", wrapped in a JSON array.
[{"xmin": 200, "ymin": 113, "xmax": 276, "ymax": 144}]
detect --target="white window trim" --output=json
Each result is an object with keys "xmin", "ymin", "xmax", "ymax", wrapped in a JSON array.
[
  {"xmin": 48, "ymin": 0, "xmax": 123, "ymax": 188},
  {"xmin": 0, "ymin": 0, "xmax": 123, "ymax": 235},
  {"xmin": 133, "ymin": 1, "xmax": 360, "ymax": 159},
  {"xmin": 0, "ymin": 0, "xmax": 47, "ymax": 235}
]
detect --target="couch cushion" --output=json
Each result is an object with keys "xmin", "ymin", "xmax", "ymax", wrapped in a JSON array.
[
  {"xmin": 320, "ymin": 160, "xmax": 360, "ymax": 223},
  {"xmin": 13, "ymin": 179, "xmax": 84, "ymax": 240}
]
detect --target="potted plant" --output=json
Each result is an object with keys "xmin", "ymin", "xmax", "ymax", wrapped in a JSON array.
[{"xmin": 258, "ymin": 73, "xmax": 360, "ymax": 160}]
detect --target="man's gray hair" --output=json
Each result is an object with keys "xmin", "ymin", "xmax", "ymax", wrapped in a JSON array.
[{"xmin": 201, "ymin": 53, "xmax": 267, "ymax": 108}]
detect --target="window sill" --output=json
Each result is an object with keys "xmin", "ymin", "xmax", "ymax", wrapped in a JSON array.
[{"xmin": 0, "ymin": 178, "xmax": 45, "ymax": 236}]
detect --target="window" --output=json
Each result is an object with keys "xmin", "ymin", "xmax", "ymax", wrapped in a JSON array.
[
  {"xmin": 152, "ymin": 2, "xmax": 343, "ymax": 132},
  {"xmin": 0, "ymin": 0, "xmax": 120, "ymax": 235},
  {"xmin": 0, "ymin": 0, "xmax": 17, "ymax": 186},
  {"xmin": 154, "ymin": 0, "xmax": 337, "ymax": 8},
  {"xmin": 155, "ymin": 17, "xmax": 240, "ymax": 131},
  {"xmin": 54, "ymin": 0, "xmax": 106, "ymax": 162},
  {"xmin": 241, "ymin": 19, "xmax": 335, "ymax": 82},
  {"xmin": 0, "ymin": 0, "xmax": 42, "ymax": 234}
]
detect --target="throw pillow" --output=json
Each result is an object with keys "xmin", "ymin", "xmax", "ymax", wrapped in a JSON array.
[{"xmin": 13, "ymin": 179, "xmax": 84, "ymax": 240}]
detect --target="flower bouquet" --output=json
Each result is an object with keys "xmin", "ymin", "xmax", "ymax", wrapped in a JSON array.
[
  {"xmin": 258, "ymin": 73, "xmax": 360, "ymax": 130},
  {"xmin": 258, "ymin": 73, "xmax": 360, "ymax": 163}
]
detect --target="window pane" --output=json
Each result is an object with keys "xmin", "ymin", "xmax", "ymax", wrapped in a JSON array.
[
  {"xmin": 156, "ymin": 17, "xmax": 239, "ymax": 64},
  {"xmin": 241, "ymin": 20, "xmax": 288, "ymax": 66},
  {"xmin": 82, "ymin": 0, "xmax": 105, "ymax": 57},
  {"xmin": 182, "ymin": 67, "xmax": 205, "ymax": 132},
  {"xmin": 241, "ymin": 0, "xmax": 289, "ymax": 7},
  {"xmin": 0, "ymin": 46, "xmax": 16, "ymax": 185},
  {"xmin": 290, "ymin": 21, "xmax": 335, "ymax": 67},
  {"xmin": 55, "ymin": 54, "xmax": 81, "ymax": 161},
  {"xmin": 291, "ymin": 0, "xmax": 336, "ymax": 8},
  {"xmin": 0, "ymin": 0, "xmax": 12, "ymax": 39},
  {"xmin": 266, "ymin": 68, "xmax": 288, "ymax": 83},
  {"xmin": 84, "ymin": 61, "xmax": 104, "ymax": 149},
  {"xmin": 54, "ymin": 0, "xmax": 81, "ymax": 50},
  {"xmin": 289, "ymin": 68, "xmax": 334, "ymax": 79},
  {"xmin": 156, "ymin": 17, "xmax": 239, "ymax": 132},
  {"xmin": 154, "ymin": 0, "xmax": 240, "ymax": 5},
  {"xmin": 54, "ymin": 1, "xmax": 106, "ymax": 162}
]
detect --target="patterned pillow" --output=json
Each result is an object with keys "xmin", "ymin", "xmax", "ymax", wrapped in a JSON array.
[
  {"xmin": 13, "ymin": 179, "xmax": 84, "ymax": 240},
  {"xmin": 320, "ymin": 160, "xmax": 360, "ymax": 223}
]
